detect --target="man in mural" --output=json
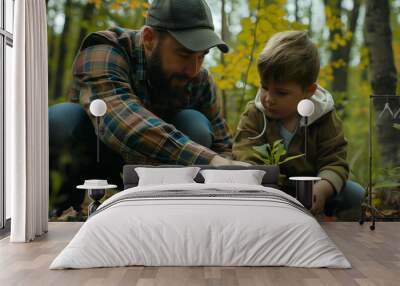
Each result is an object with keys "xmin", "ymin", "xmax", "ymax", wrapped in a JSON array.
[{"xmin": 49, "ymin": 0, "xmax": 248, "ymax": 215}]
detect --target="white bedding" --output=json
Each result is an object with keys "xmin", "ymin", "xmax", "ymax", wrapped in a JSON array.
[{"xmin": 50, "ymin": 183, "xmax": 351, "ymax": 269}]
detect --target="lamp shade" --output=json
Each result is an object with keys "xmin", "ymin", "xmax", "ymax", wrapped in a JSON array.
[
  {"xmin": 89, "ymin": 99, "xmax": 107, "ymax": 117},
  {"xmin": 297, "ymin": 99, "xmax": 315, "ymax": 117}
]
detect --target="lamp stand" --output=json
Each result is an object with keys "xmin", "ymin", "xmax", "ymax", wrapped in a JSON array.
[
  {"xmin": 304, "ymin": 116, "xmax": 308, "ymax": 161},
  {"xmin": 96, "ymin": 117, "xmax": 100, "ymax": 163}
]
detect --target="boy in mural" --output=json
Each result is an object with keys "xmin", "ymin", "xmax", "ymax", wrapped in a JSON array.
[
  {"xmin": 232, "ymin": 31, "xmax": 365, "ymax": 216},
  {"xmin": 49, "ymin": 0, "xmax": 248, "ymax": 216}
]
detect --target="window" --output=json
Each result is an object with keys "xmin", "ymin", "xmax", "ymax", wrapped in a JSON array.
[{"xmin": 1, "ymin": 0, "xmax": 14, "ymax": 232}]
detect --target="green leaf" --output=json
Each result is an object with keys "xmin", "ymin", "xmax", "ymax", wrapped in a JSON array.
[
  {"xmin": 273, "ymin": 139, "xmax": 283, "ymax": 148},
  {"xmin": 252, "ymin": 141, "xmax": 303, "ymax": 166},
  {"xmin": 276, "ymin": 144, "xmax": 287, "ymax": 157},
  {"xmin": 253, "ymin": 151, "xmax": 270, "ymax": 165},
  {"xmin": 266, "ymin": 143, "xmax": 272, "ymax": 154},
  {"xmin": 273, "ymin": 144, "xmax": 285, "ymax": 163},
  {"xmin": 252, "ymin": 144, "xmax": 268, "ymax": 157},
  {"xmin": 278, "ymin": 154, "xmax": 305, "ymax": 165}
]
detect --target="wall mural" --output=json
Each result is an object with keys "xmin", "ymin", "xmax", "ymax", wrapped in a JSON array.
[{"xmin": 47, "ymin": 0, "xmax": 400, "ymax": 222}]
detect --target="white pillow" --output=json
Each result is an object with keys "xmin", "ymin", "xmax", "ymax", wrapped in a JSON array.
[
  {"xmin": 135, "ymin": 167, "xmax": 200, "ymax": 186},
  {"xmin": 200, "ymin": 169, "xmax": 266, "ymax": 185}
]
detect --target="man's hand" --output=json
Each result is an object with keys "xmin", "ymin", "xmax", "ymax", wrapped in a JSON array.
[
  {"xmin": 210, "ymin": 155, "xmax": 251, "ymax": 167},
  {"xmin": 311, "ymin": 180, "xmax": 335, "ymax": 215}
]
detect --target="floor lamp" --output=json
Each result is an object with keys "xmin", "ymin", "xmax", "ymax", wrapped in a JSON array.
[{"xmin": 359, "ymin": 95, "xmax": 400, "ymax": 230}]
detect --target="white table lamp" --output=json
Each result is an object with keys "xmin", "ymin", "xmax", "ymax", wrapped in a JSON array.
[{"xmin": 89, "ymin": 99, "xmax": 107, "ymax": 163}]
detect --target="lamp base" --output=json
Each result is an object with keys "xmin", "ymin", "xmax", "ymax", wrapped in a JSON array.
[
  {"xmin": 295, "ymin": 181, "xmax": 313, "ymax": 210},
  {"xmin": 88, "ymin": 189, "xmax": 105, "ymax": 216}
]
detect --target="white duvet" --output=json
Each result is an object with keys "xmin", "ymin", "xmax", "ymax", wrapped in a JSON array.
[{"xmin": 50, "ymin": 183, "xmax": 351, "ymax": 269}]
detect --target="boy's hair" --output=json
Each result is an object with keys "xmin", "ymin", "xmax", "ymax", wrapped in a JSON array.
[{"xmin": 257, "ymin": 31, "xmax": 320, "ymax": 90}]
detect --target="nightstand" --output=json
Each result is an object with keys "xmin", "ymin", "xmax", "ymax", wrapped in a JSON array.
[
  {"xmin": 76, "ymin": 180, "xmax": 117, "ymax": 216},
  {"xmin": 289, "ymin": 176, "xmax": 321, "ymax": 209}
]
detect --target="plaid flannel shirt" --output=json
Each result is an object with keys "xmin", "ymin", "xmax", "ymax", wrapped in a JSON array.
[{"xmin": 69, "ymin": 26, "xmax": 232, "ymax": 165}]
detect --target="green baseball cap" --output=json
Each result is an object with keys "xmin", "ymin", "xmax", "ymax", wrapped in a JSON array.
[{"xmin": 146, "ymin": 0, "xmax": 229, "ymax": 53}]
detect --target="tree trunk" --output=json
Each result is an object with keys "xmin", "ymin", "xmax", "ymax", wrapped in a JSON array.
[
  {"xmin": 294, "ymin": 0, "xmax": 299, "ymax": 23},
  {"xmin": 53, "ymin": 0, "xmax": 72, "ymax": 100},
  {"xmin": 365, "ymin": 0, "xmax": 399, "ymax": 167},
  {"xmin": 220, "ymin": 0, "xmax": 229, "ymax": 119},
  {"xmin": 308, "ymin": 0, "xmax": 313, "ymax": 37},
  {"xmin": 365, "ymin": 0, "xmax": 397, "ymax": 95},
  {"xmin": 74, "ymin": 3, "xmax": 96, "ymax": 55},
  {"xmin": 48, "ymin": 30, "xmax": 56, "ymax": 101},
  {"xmin": 325, "ymin": 0, "xmax": 342, "ymax": 89},
  {"xmin": 324, "ymin": 0, "xmax": 361, "ymax": 116},
  {"xmin": 47, "ymin": 2, "xmax": 58, "ymax": 101},
  {"xmin": 331, "ymin": 0, "xmax": 361, "ymax": 92}
]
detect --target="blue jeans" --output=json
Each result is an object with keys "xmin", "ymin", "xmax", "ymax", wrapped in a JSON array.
[
  {"xmin": 167, "ymin": 109, "xmax": 213, "ymax": 148},
  {"xmin": 49, "ymin": 103, "xmax": 213, "ymax": 214},
  {"xmin": 324, "ymin": 180, "xmax": 366, "ymax": 217}
]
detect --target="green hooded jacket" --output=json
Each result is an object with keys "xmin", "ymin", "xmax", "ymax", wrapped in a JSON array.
[{"xmin": 232, "ymin": 86, "xmax": 349, "ymax": 194}]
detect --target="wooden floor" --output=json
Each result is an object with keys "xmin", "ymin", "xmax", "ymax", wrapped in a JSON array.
[{"xmin": 0, "ymin": 222, "xmax": 399, "ymax": 286}]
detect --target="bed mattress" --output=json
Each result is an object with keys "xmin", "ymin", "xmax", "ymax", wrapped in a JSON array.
[{"xmin": 50, "ymin": 183, "xmax": 351, "ymax": 269}]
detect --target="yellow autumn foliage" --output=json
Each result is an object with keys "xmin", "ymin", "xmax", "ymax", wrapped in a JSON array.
[
  {"xmin": 129, "ymin": 1, "xmax": 140, "ymax": 9},
  {"xmin": 319, "ymin": 65, "xmax": 334, "ymax": 88},
  {"xmin": 211, "ymin": 0, "xmax": 305, "ymax": 92},
  {"xmin": 89, "ymin": 0, "xmax": 149, "ymax": 12},
  {"xmin": 325, "ymin": 5, "xmax": 354, "ymax": 51}
]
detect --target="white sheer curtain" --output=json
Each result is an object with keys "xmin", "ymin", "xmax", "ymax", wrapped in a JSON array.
[{"xmin": 6, "ymin": 0, "xmax": 49, "ymax": 242}]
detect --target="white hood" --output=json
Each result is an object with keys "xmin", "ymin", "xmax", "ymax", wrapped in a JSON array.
[{"xmin": 250, "ymin": 85, "xmax": 334, "ymax": 140}]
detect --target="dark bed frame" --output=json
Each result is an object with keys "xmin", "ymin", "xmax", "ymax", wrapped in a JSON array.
[{"xmin": 122, "ymin": 165, "xmax": 280, "ymax": 190}]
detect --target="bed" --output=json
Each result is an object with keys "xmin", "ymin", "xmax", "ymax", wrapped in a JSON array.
[{"xmin": 50, "ymin": 165, "xmax": 351, "ymax": 269}]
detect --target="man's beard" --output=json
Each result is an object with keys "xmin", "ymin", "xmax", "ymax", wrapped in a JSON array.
[{"xmin": 146, "ymin": 47, "xmax": 191, "ymax": 119}]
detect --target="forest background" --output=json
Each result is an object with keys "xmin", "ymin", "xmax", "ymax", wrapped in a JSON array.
[{"xmin": 46, "ymin": 0, "xmax": 400, "ymax": 217}]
